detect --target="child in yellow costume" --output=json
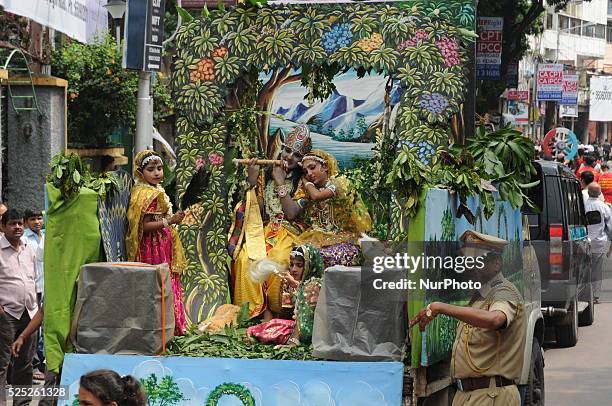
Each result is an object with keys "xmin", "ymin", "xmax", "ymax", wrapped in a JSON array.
[
  {"xmin": 296, "ymin": 150, "xmax": 372, "ymax": 268},
  {"xmin": 228, "ymin": 125, "xmax": 312, "ymax": 318},
  {"xmin": 126, "ymin": 150, "xmax": 188, "ymax": 335}
]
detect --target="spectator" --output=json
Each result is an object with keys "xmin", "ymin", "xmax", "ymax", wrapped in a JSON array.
[
  {"xmin": 79, "ymin": 369, "xmax": 147, "ymax": 406},
  {"xmin": 11, "ymin": 307, "xmax": 42, "ymax": 357},
  {"xmin": 581, "ymin": 171, "xmax": 605, "ymax": 202},
  {"xmin": 584, "ymin": 183, "xmax": 612, "ymax": 303},
  {"xmin": 0, "ymin": 209, "xmax": 38, "ymax": 405},
  {"xmin": 577, "ymin": 155, "xmax": 599, "ymax": 180},
  {"xmin": 556, "ymin": 153, "xmax": 567, "ymax": 165},
  {"xmin": 101, "ymin": 155, "xmax": 118, "ymax": 172},
  {"xmin": 599, "ymin": 162, "xmax": 612, "ymax": 204},
  {"xmin": 576, "ymin": 148, "xmax": 585, "ymax": 168},
  {"xmin": 22, "ymin": 209, "xmax": 45, "ymax": 380},
  {"xmin": 603, "ymin": 140, "xmax": 611, "ymax": 160},
  {"xmin": 586, "ymin": 143, "xmax": 595, "ymax": 154}
]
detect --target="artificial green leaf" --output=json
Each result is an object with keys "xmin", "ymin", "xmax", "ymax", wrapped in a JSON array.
[{"xmin": 176, "ymin": 6, "xmax": 194, "ymax": 23}]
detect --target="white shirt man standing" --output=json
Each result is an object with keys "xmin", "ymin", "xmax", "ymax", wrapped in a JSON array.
[
  {"xmin": 584, "ymin": 183, "xmax": 612, "ymax": 302},
  {"xmin": 0, "ymin": 209, "xmax": 38, "ymax": 405}
]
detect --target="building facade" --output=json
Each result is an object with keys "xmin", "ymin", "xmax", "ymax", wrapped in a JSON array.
[{"xmin": 524, "ymin": 0, "xmax": 610, "ymax": 144}]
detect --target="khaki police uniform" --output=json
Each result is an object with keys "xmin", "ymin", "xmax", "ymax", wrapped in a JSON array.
[{"xmin": 451, "ymin": 231, "xmax": 526, "ymax": 406}]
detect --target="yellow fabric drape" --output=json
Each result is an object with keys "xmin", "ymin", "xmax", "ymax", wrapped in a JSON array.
[{"xmin": 230, "ymin": 188, "xmax": 299, "ymax": 317}]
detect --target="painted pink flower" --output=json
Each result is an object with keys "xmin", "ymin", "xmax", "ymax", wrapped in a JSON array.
[
  {"xmin": 415, "ymin": 29, "xmax": 428, "ymax": 40},
  {"xmin": 208, "ymin": 152, "xmax": 224, "ymax": 166},
  {"xmin": 397, "ymin": 39, "xmax": 417, "ymax": 51}
]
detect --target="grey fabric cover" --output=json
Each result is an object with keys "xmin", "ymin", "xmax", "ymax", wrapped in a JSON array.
[
  {"xmin": 71, "ymin": 262, "xmax": 175, "ymax": 355},
  {"xmin": 312, "ymin": 266, "xmax": 407, "ymax": 361}
]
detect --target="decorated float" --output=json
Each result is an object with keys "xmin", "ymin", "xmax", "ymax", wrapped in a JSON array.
[{"xmin": 40, "ymin": 1, "xmax": 544, "ymax": 405}]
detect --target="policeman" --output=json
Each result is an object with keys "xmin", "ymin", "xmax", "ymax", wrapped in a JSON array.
[{"xmin": 411, "ymin": 230, "xmax": 525, "ymax": 406}]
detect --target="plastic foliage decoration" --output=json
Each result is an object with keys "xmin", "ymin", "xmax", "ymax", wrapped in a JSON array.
[
  {"xmin": 47, "ymin": 153, "xmax": 120, "ymax": 200},
  {"xmin": 171, "ymin": 2, "xmax": 475, "ymax": 319}
]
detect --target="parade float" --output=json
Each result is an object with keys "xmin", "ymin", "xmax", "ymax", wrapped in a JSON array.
[{"xmin": 42, "ymin": 1, "xmax": 544, "ymax": 405}]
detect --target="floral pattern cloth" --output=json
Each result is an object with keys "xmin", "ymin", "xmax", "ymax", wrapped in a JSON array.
[{"xmin": 319, "ymin": 242, "xmax": 362, "ymax": 269}]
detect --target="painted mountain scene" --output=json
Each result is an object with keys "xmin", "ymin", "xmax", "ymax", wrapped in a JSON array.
[{"xmin": 267, "ymin": 69, "xmax": 402, "ymax": 167}]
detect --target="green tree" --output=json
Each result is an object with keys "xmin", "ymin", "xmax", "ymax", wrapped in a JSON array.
[
  {"xmin": 51, "ymin": 32, "xmax": 174, "ymax": 148},
  {"xmin": 140, "ymin": 374, "xmax": 185, "ymax": 406},
  {"xmin": 355, "ymin": 116, "xmax": 368, "ymax": 137}
]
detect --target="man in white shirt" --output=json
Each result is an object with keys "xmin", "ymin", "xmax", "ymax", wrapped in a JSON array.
[
  {"xmin": 0, "ymin": 209, "xmax": 38, "ymax": 405},
  {"xmin": 581, "ymin": 171, "xmax": 605, "ymax": 202},
  {"xmin": 584, "ymin": 183, "xmax": 612, "ymax": 302}
]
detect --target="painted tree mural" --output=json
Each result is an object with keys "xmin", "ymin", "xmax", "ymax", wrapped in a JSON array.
[
  {"xmin": 171, "ymin": 1, "xmax": 476, "ymax": 322},
  {"xmin": 140, "ymin": 374, "xmax": 185, "ymax": 406}
]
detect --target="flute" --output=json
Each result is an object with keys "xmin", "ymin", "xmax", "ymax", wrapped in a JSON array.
[{"xmin": 233, "ymin": 159, "xmax": 283, "ymax": 166}]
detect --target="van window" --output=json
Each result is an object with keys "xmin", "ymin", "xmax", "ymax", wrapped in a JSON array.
[
  {"xmin": 544, "ymin": 175, "xmax": 563, "ymax": 224},
  {"xmin": 574, "ymin": 182, "xmax": 587, "ymax": 226},
  {"xmin": 561, "ymin": 178, "xmax": 576, "ymax": 226}
]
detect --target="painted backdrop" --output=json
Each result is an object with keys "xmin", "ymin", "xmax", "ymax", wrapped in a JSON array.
[{"xmin": 59, "ymin": 354, "xmax": 404, "ymax": 406}]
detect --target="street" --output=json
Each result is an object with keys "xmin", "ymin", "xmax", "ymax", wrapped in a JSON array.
[{"xmin": 545, "ymin": 257, "xmax": 612, "ymax": 405}]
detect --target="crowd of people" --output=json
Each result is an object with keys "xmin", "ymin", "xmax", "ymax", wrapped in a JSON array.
[{"xmin": 536, "ymin": 139, "xmax": 612, "ymax": 303}]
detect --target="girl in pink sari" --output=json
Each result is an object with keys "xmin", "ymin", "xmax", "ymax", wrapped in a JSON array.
[{"xmin": 126, "ymin": 151, "xmax": 188, "ymax": 335}]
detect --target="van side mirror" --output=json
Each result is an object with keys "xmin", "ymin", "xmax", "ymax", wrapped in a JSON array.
[{"xmin": 586, "ymin": 210, "xmax": 602, "ymax": 225}]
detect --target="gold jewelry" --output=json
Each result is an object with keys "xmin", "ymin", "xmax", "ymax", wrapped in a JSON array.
[
  {"xmin": 277, "ymin": 184, "xmax": 288, "ymax": 198},
  {"xmin": 162, "ymin": 217, "xmax": 169, "ymax": 228}
]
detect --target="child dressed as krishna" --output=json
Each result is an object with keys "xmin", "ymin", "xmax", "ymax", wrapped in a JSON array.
[{"xmin": 228, "ymin": 125, "xmax": 313, "ymax": 319}]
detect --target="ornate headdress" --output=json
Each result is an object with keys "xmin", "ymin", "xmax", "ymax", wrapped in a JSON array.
[
  {"xmin": 300, "ymin": 149, "xmax": 339, "ymax": 177},
  {"xmin": 133, "ymin": 150, "xmax": 163, "ymax": 183},
  {"xmin": 283, "ymin": 124, "xmax": 312, "ymax": 156}
]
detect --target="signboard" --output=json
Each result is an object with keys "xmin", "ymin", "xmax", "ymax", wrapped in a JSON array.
[
  {"xmin": 589, "ymin": 76, "xmax": 612, "ymax": 121},
  {"xmin": 508, "ymin": 90, "xmax": 529, "ymax": 101},
  {"xmin": 58, "ymin": 354, "xmax": 404, "ymax": 406},
  {"xmin": 560, "ymin": 104, "xmax": 578, "ymax": 118},
  {"xmin": 561, "ymin": 73, "xmax": 578, "ymax": 105},
  {"xmin": 476, "ymin": 17, "xmax": 503, "ymax": 80},
  {"xmin": 506, "ymin": 62, "xmax": 519, "ymax": 88},
  {"xmin": 537, "ymin": 64, "xmax": 564, "ymax": 101},
  {"xmin": 0, "ymin": 0, "xmax": 107, "ymax": 43},
  {"xmin": 124, "ymin": 0, "xmax": 166, "ymax": 71},
  {"xmin": 505, "ymin": 100, "xmax": 529, "ymax": 125}
]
